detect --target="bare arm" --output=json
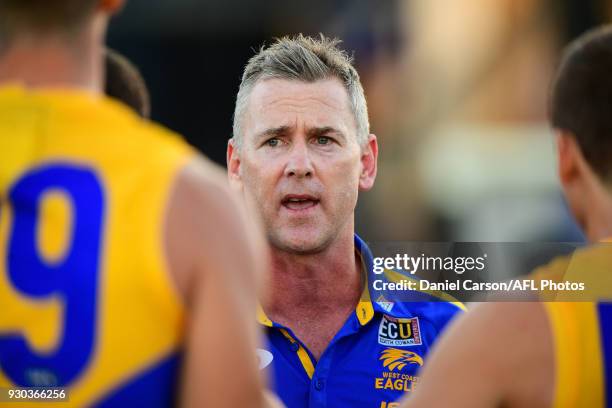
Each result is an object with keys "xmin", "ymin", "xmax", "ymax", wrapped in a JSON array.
[
  {"xmin": 166, "ymin": 157, "xmax": 269, "ymax": 408},
  {"xmin": 400, "ymin": 302, "xmax": 554, "ymax": 408}
]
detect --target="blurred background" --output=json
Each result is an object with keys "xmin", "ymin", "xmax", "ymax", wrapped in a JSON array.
[{"xmin": 107, "ymin": 0, "xmax": 611, "ymax": 244}]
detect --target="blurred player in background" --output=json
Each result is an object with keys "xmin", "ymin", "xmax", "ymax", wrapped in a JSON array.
[
  {"xmin": 400, "ymin": 25, "xmax": 612, "ymax": 408},
  {"xmin": 104, "ymin": 48, "xmax": 150, "ymax": 118},
  {"xmin": 0, "ymin": 0, "xmax": 269, "ymax": 406},
  {"xmin": 227, "ymin": 34, "xmax": 463, "ymax": 408}
]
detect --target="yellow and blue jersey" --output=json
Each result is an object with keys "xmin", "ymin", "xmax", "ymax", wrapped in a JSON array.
[
  {"xmin": 545, "ymin": 302, "xmax": 611, "ymax": 408},
  {"xmin": 0, "ymin": 85, "xmax": 195, "ymax": 407},
  {"xmin": 259, "ymin": 234, "xmax": 465, "ymax": 408},
  {"xmin": 533, "ymin": 243, "xmax": 612, "ymax": 408}
]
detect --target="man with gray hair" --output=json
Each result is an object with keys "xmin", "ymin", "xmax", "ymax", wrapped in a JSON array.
[{"xmin": 228, "ymin": 34, "xmax": 463, "ymax": 407}]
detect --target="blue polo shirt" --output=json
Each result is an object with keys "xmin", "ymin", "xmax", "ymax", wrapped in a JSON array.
[{"xmin": 258, "ymin": 235, "xmax": 464, "ymax": 408}]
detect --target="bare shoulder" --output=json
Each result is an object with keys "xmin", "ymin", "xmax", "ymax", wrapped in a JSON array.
[
  {"xmin": 404, "ymin": 302, "xmax": 554, "ymax": 408},
  {"xmin": 172, "ymin": 155, "xmax": 235, "ymax": 210},
  {"xmin": 478, "ymin": 302, "xmax": 555, "ymax": 408},
  {"xmin": 461, "ymin": 302, "xmax": 552, "ymax": 360},
  {"xmin": 465, "ymin": 301, "xmax": 549, "ymax": 334},
  {"xmin": 172, "ymin": 156, "xmax": 268, "ymax": 407},
  {"xmin": 163, "ymin": 155, "xmax": 262, "ymax": 305}
]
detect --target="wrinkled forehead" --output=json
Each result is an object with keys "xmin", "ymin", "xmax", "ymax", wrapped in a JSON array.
[{"xmin": 243, "ymin": 78, "xmax": 357, "ymax": 140}]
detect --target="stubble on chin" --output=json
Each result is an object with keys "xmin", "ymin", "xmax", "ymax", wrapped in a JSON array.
[{"xmin": 267, "ymin": 227, "xmax": 334, "ymax": 255}]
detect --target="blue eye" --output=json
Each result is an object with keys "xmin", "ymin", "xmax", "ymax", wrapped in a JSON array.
[
  {"xmin": 266, "ymin": 138, "xmax": 280, "ymax": 147},
  {"xmin": 317, "ymin": 136, "xmax": 331, "ymax": 145}
]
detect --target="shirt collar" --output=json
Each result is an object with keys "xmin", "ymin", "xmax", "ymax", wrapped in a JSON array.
[
  {"xmin": 257, "ymin": 304, "xmax": 273, "ymax": 328},
  {"xmin": 355, "ymin": 234, "xmax": 376, "ymax": 325}
]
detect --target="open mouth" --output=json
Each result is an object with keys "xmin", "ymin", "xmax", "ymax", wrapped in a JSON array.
[{"xmin": 281, "ymin": 195, "xmax": 320, "ymax": 211}]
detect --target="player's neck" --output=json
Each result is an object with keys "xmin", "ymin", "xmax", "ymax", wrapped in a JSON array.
[
  {"xmin": 579, "ymin": 178, "xmax": 612, "ymax": 242},
  {"xmin": 584, "ymin": 193, "xmax": 612, "ymax": 243},
  {"xmin": 0, "ymin": 27, "xmax": 103, "ymax": 93},
  {"xmin": 265, "ymin": 227, "xmax": 363, "ymax": 317}
]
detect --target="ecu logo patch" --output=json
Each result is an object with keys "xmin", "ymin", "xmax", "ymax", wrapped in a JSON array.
[{"xmin": 378, "ymin": 315, "xmax": 422, "ymax": 346}]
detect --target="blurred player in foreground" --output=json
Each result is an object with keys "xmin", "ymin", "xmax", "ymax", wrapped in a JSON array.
[
  {"xmin": 104, "ymin": 48, "xmax": 150, "ymax": 118},
  {"xmin": 0, "ymin": 0, "xmax": 269, "ymax": 406},
  {"xmin": 400, "ymin": 26, "xmax": 612, "ymax": 408},
  {"xmin": 227, "ymin": 34, "xmax": 463, "ymax": 407}
]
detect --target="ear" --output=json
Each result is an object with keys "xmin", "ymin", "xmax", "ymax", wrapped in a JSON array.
[
  {"xmin": 556, "ymin": 130, "xmax": 580, "ymax": 187},
  {"xmin": 98, "ymin": 0, "xmax": 125, "ymax": 14},
  {"xmin": 359, "ymin": 134, "xmax": 378, "ymax": 191},
  {"xmin": 227, "ymin": 138, "xmax": 242, "ymax": 187}
]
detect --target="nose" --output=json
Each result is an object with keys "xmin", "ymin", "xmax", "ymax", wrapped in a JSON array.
[{"xmin": 284, "ymin": 140, "xmax": 313, "ymax": 178}]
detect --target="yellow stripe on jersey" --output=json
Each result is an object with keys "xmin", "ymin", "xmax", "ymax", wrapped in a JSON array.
[
  {"xmin": 279, "ymin": 329, "xmax": 315, "ymax": 379},
  {"xmin": 535, "ymin": 243, "xmax": 612, "ymax": 408},
  {"xmin": 544, "ymin": 302, "xmax": 605, "ymax": 408}
]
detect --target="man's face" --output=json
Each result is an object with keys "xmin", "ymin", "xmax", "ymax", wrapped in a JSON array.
[{"xmin": 228, "ymin": 78, "xmax": 377, "ymax": 254}]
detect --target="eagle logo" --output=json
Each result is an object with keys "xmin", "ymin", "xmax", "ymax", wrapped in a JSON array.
[{"xmin": 379, "ymin": 348, "xmax": 424, "ymax": 371}]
